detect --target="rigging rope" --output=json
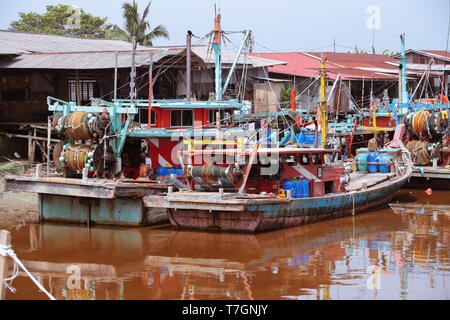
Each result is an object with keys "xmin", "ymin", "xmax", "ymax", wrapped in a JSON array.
[{"xmin": 0, "ymin": 244, "xmax": 56, "ymax": 300}]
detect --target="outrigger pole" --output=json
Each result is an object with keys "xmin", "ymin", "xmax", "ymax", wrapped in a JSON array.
[
  {"xmin": 212, "ymin": 12, "xmax": 222, "ymax": 100},
  {"xmin": 320, "ymin": 54, "xmax": 327, "ymax": 148},
  {"xmin": 211, "ymin": 10, "xmax": 252, "ymax": 101}
]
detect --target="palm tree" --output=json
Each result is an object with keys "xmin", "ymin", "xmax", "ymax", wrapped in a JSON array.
[{"xmin": 109, "ymin": 0, "xmax": 169, "ymax": 46}]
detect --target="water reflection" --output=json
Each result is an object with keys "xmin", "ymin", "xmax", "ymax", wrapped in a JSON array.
[{"xmin": 4, "ymin": 189, "xmax": 449, "ymax": 300}]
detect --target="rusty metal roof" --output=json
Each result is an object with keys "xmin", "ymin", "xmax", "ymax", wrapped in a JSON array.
[{"xmin": 250, "ymin": 51, "xmax": 409, "ymax": 80}]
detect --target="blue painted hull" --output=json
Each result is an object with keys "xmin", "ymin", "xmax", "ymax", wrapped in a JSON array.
[{"xmin": 167, "ymin": 169, "xmax": 411, "ymax": 233}]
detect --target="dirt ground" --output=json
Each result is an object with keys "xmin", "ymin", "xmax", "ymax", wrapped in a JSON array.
[{"xmin": 0, "ymin": 178, "xmax": 39, "ymax": 228}]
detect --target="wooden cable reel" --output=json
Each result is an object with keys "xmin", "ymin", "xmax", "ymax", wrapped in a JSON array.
[
  {"xmin": 53, "ymin": 141, "xmax": 115, "ymax": 177},
  {"xmin": 53, "ymin": 142, "xmax": 95, "ymax": 177},
  {"xmin": 53, "ymin": 111, "xmax": 108, "ymax": 141},
  {"xmin": 407, "ymin": 110, "xmax": 441, "ymax": 139}
]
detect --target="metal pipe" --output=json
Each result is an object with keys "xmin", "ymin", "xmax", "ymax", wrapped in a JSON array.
[
  {"xmin": 114, "ymin": 52, "xmax": 118, "ymax": 102},
  {"xmin": 320, "ymin": 54, "xmax": 327, "ymax": 148},
  {"xmin": 47, "ymin": 116, "xmax": 51, "ymax": 174},
  {"xmin": 212, "ymin": 13, "xmax": 222, "ymax": 100},
  {"xmin": 221, "ymin": 30, "xmax": 251, "ymax": 97},
  {"xmin": 75, "ymin": 70, "xmax": 80, "ymax": 105},
  {"xmin": 400, "ymin": 34, "xmax": 408, "ymax": 103},
  {"xmin": 186, "ymin": 30, "xmax": 192, "ymax": 101},
  {"xmin": 148, "ymin": 51, "xmax": 153, "ymax": 128},
  {"xmin": 130, "ymin": 36, "xmax": 136, "ymax": 105}
]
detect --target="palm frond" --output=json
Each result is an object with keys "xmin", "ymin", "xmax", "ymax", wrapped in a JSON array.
[
  {"xmin": 0, "ymin": 161, "xmax": 24, "ymax": 176},
  {"xmin": 120, "ymin": 0, "xmax": 168, "ymax": 46},
  {"xmin": 146, "ymin": 24, "xmax": 169, "ymax": 45}
]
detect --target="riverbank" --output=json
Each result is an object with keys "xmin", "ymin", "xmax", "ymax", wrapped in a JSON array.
[{"xmin": 0, "ymin": 178, "xmax": 39, "ymax": 228}]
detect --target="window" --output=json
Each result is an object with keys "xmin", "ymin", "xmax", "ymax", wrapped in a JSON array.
[
  {"xmin": 139, "ymin": 109, "xmax": 156, "ymax": 125},
  {"xmin": 69, "ymin": 80, "xmax": 96, "ymax": 104},
  {"xmin": 209, "ymin": 109, "xmax": 233, "ymax": 126},
  {"xmin": 171, "ymin": 109, "xmax": 193, "ymax": 127},
  {"xmin": 1, "ymin": 75, "xmax": 29, "ymax": 101}
]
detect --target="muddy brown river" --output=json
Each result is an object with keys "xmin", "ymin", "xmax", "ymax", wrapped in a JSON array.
[{"xmin": 0, "ymin": 188, "xmax": 449, "ymax": 300}]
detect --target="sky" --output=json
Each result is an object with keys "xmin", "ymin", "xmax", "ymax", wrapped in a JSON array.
[{"xmin": 0, "ymin": 0, "xmax": 448, "ymax": 54}]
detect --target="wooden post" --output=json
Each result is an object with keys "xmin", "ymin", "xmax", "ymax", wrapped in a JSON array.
[
  {"xmin": 0, "ymin": 230, "xmax": 11, "ymax": 300},
  {"xmin": 47, "ymin": 116, "xmax": 51, "ymax": 174},
  {"xmin": 28, "ymin": 129, "xmax": 35, "ymax": 163},
  {"xmin": 75, "ymin": 70, "xmax": 81, "ymax": 105}
]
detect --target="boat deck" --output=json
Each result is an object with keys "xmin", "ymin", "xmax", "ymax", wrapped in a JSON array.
[
  {"xmin": 345, "ymin": 172, "xmax": 396, "ymax": 192},
  {"xmin": 411, "ymin": 166, "xmax": 450, "ymax": 180},
  {"xmin": 4, "ymin": 175, "xmax": 169, "ymax": 199},
  {"xmin": 143, "ymin": 191, "xmax": 289, "ymax": 212}
]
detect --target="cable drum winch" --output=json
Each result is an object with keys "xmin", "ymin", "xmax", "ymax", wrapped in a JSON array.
[
  {"xmin": 53, "ymin": 141, "xmax": 115, "ymax": 177},
  {"xmin": 53, "ymin": 111, "xmax": 109, "ymax": 141},
  {"xmin": 405, "ymin": 110, "xmax": 444, "ymax": 139},
  {"xmin": 185, "ymin": 164, "xmax": 243, "ymax": 190}
]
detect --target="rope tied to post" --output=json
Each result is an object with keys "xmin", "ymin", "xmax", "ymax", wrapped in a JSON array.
[{"xmin": 0, "ymin": 243, "xmax": 56, "ymax": 300}]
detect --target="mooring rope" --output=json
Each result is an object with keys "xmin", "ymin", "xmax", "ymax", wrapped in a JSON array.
[{"xmin": 0, "ymin": 244, "xmax": 56, "ymax": 300}]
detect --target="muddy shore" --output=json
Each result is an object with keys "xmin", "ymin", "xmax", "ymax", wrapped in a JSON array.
[{"xmin": 0, "ymin": 178, "xmax": 39, "ymax": 228}]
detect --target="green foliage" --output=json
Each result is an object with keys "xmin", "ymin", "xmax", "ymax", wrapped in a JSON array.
[
  {"xmin": 8, "ymin": 2, "xmax": 169, "ymax": 45},
  {"xmin": 9, "ymin": 5, "xmax": 114, "ymax": 38},
  {"xmin": 114, "ymin": 0, "xmax": 169, "ymax": 46},
  {"xmin": 347, "ymin": 45, "xmax": 399, "ymax": 57},
  {"xmin": 280, "ymin": 85, "xmax": 296, "ymax": 108}
]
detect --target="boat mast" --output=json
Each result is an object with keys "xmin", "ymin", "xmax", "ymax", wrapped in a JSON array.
[
  {"xmin": 212, "ymin": 9, "xmax": 222, "ymax": 101},
  {"xmin": 320, "ymin": 54, "xmax": 327, "ymax": 148},
  {"xmin": 400, "ymin": 34, "xmax": 408, "ymax": 103},
  {"xmin": 221, "ymin": 30, "xmax": 251, "ymax": 97}
]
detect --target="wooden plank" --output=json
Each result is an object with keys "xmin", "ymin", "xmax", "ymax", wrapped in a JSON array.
[
  {"xmin": 5, "ymin": 178, "xmax": 116, "ymax": 199},
  {"xmin": 345, "ymin": 172, "xmax": 394, "ymax": 192},
  {"xmin": 239, "ymin": 143, "xmax": 258, "ymax": 194},
  {"xmin": 0, "ymin": 230, "xmax": 11, "ymax": 300},
  {"xmin": 143, "ymin": 196, "xmax": 246, "ymax": 212},
  {"xmin": 0, "ymin": 132, "xmax": 60, "ymax": 143}
]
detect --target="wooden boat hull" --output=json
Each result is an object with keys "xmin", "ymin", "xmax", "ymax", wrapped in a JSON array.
[{"xmin": 161, "ymin": 169, "xmax": 411, "ymax": 233}]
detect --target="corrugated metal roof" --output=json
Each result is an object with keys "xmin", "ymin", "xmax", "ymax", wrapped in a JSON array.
[
  {"xmin": 0, "ymin": 30, "xmax": 149, "ymax": 54},
  {"xmin": 393, "ymin": 49, "xmax": 450, "ymax": 62},
  {"xmin": 0, "ymin": 49, "xmax": 183, "ymax": 70},
  {"xmin": 191, "ymin": 46, "xmax": 287, "ymax": 68},
  {"xmin": 0, "ymin": 31, "xmax": 286, "ymax": 70},
  {"xmin": 250, "ymin": 52, "xmax": 410, "ymax": 80}
]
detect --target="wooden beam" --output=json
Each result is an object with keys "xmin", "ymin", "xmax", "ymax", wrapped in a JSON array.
[
  {"xmin": 35, "ymin": 141, "xmax": 48, "ymax": 161},
  {"xmin": 239, "ymin": 143, "xmax": 258, "ymax": 194},
  {"xmin": 0, "ymin": 230, "xmax": 11, "ymax": 300},
  {"xmin": 0, "ymin": 132, "xmax": 60, "ymax": 143}
]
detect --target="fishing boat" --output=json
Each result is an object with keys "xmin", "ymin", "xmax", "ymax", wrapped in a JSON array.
[
  {"xmin": 144, "ymin": 56, "xmax": 414, "ymax": 233},
  {"xmin": 4, "ymin": 11, "xmax": 258, "ymax": 227}
]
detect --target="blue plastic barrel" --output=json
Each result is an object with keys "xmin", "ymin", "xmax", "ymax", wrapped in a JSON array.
[
  {"xmin": 156, "ymin": 167, "xmax": 168, "ymax": 177},
  {"xmin": 304, "ymin": 134, "xmax": 321, "ymax": 145},
  {"xmin": 302, "ymin": 179, "xmax": 309, "ymax": 198},
  {"xmin": 356, "ymin": 148, "xmax": 368, "ymax": 154},
  {"xmin": 356, "ymin": 153, "xmax": 368, "ymax": 171},
  {"xmin": 167, "ymin": 168, "xmax": 177, "ymax": 176},
  {"xmin": 295, "ymin": 133, "xmax": 305, "ymax": 144},
  {"xmin": 282, "ymin": 180, "xmax": 296, "ymax": 197},
  {"xmin": 367, "ymin": 152, "xmax": 379, "ymax": 173},
  {"xmin": 294, "ymin": 180, "xmax": 303, "ymax": 199},
  {"xmin": 377, "ymin": 153, "xmax": 391, "ymax": 173}
]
